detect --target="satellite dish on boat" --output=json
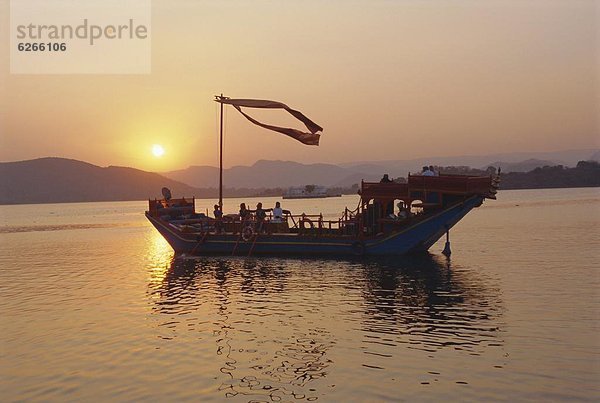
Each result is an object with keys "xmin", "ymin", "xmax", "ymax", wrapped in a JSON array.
[{"xmin": 161, "ymin": 187, "xmax": 172, "ymax": 201}]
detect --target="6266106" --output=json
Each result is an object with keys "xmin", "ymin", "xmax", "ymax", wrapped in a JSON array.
[{"xmin": 17, "ymin": 43, "xmax": 66, "ymax": 52}]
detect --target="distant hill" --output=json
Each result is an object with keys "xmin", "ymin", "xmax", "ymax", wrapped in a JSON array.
[
  {"xmin": 339, "ymin": 148, "xmax": 599, "ymax": 177},
  {"xmin": 163, "ymin": 165, "xmax": 220, "ymax": 188},
  {"xmin": 0, "ymin": 158, "xmax": 204, "ymax": 205},
  {"xmin": 164, "ymin": 149, "xmax": 599, "ymax": 189},
  {"xmin": 163, "ymin": 160, "xmax": 378, "ymax": 189},
  {"xmin": 500, "ymin": 161, "xmax": 600, "ymax": 189},
  {"xmin": 482, "ymin": 159, "xmax": 558, "ymax": 172},
  {"xmin": 436, "ymin": 161, "xmax": 600, "ymax": 190}
]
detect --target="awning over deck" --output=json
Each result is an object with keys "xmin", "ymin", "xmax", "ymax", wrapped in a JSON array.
[{"xmin": 360, "ymin": 174, "xmax": 498, "ymax": 202}]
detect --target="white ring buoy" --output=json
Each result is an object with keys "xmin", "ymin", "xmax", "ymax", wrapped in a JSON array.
[{"xmin": 242, "ymin": 226, "xmax": 255, "ymax": 242}]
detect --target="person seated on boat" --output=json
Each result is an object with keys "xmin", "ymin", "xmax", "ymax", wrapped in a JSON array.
[
  {"xmin": 380, "ymin": 174, "xmax": 393, "ymax": 183},
  {"xmin": 429, "ymin": 165, "xmax": 439, "ymax": 176},
  {"xmin": 272, "ymin": 201, "xmax": 284, "ymax": 223},
  {"xmin": 255, "ymin": 202, "xmax": 268, "ymax": 221},
  {"xmin": 213, "ymin": 204, "xmax": 223, "ymax": 233},
  {"xmin": 239, "ymin": 203, "xmax": 251, "ymax": 221},
  {"xmin": 254, "ymin": 202, "xmax": 272, "ymax": 233},
  {"xmin": 421, "ymin": 166, "xmax": 435, "ymax": 176}
]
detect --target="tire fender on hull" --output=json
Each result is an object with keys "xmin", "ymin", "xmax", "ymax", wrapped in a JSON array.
[{"xmin": 242, "ymin": 226, "xmax": 255, "ymax": 242}]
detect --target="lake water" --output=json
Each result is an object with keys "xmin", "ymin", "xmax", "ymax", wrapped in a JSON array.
[{"xmin": 1, "ymin": 188, "xmax": 599, "ymax": 401}]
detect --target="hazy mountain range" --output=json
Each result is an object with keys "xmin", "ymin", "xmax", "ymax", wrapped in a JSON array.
[
  {"xmin": 1, "ymin": 148, "xmax": 597, "ymax": 205},
  {"xmin": 163, "ymin": 160, "xmax": 381, "ymax": 189},
  {"xmin": 163, "ymin": 149, "xmax": 599, "ymax": 188},
  {"xmin": 0, "ymin": 158, "xmax": 201, "ymax": 205},
  {"xmin": 338, "ymin": 149, "xmax": 599, "ymax": 171}
]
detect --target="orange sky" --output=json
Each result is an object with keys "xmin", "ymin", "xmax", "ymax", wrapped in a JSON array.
[{"xmin": 1, "ymin": 0, "xmax": 598, "ymax": 172}]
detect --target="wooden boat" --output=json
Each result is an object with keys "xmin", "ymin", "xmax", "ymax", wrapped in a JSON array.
[
  {"xmin": 146, "ymin": 96, "xmax": 499, "ymax": 257},
  {"xmin": 146, "ymin": 173, "xmax": 499, "ymax": 257}
]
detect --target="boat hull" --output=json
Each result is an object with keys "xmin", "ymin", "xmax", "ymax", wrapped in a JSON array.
[{"xmin": 146, "ymin": 196, "xmax": 484, "ymax": 257}]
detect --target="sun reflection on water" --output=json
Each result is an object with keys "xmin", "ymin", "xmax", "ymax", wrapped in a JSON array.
[{"xmin": 145, "ymin": 232, "xmax": 174, "ymax": 289}]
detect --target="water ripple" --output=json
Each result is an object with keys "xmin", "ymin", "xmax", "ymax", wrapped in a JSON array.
[{"xmin": 143, "ymin": 255, "xmax": 504, "ymax": 401}]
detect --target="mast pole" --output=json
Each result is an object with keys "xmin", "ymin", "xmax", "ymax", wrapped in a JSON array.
[{"xmin": 219, "ymin": 93, "xmax": 224, "ymax": 210}]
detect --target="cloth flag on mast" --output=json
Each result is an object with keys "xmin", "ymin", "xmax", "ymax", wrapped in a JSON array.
[{"xmin": 215, "ymin": 97, "xmax": 323, "ymax": 145}]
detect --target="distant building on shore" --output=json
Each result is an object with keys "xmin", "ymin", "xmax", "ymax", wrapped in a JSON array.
[{"xmin": 283, "ymin": 185, "xmax": 341, "ymax": 199}]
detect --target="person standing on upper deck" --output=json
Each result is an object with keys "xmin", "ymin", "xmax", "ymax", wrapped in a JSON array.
[
  {"xmin": 422, "ymin": 166, "xmax": 435, "ymax": 176},
  {"xmin": 380, "ymin": 174, "xmax": 393, "ymax": 183}
]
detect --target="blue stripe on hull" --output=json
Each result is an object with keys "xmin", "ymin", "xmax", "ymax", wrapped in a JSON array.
[{"xmin": 146, "ymin": 196, "xmax": 484, "ymax": 257}]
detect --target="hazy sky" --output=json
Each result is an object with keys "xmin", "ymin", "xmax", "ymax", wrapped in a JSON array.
[{"xmin": 1, "ymin": 0, "xmax": 598, "ymax": 171}]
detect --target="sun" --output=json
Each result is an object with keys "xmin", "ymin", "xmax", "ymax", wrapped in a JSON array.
[{"xmin": 152, "ymin": 144, "xmax": 165, "ymax": 157}]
